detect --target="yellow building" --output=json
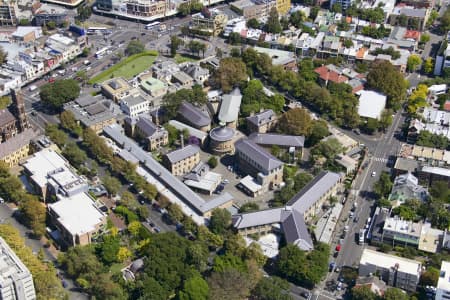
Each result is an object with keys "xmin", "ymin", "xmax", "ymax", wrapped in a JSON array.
[
  {"xmin": 0, "ymin": 128, "xmax": 36, "ymax": 168},
  {"xmin": 276, "ymin": 0, "xmax": 290, "ymax": 16}
]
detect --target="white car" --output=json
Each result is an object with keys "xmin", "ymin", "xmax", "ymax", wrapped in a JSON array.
[{"xmin": 371, "ymin": 171, "xmax": 376, "ymax": 177}]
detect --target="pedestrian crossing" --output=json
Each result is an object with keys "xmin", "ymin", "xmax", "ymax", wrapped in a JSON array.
[{"xmin": 372, "ymin": 157, "xmax": 388, "ymax": 163}]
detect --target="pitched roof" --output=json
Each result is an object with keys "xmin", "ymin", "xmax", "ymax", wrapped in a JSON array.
[
  {"xmin": 0, "ymin": 128, "xmax": 36, "ymax": 159},
  {"xmin": 178, "ymin": 102, "xmax": 211, "ymax": 128},
  {"xmin": 286, "ymin": 171, "xmax": 341, "ymax": 213},
  {"xmin": 218, "ymin": 88, "xmax": 242, "ymax": 123},
  {"xmin": 281, "ymin": 209, "xmax": 314, "ymax": 251},
  {"xmin": 249, "ymin": 133, "xmax": 305, "ymax": 148},
  {"xmin": 235, "ymin": 138, "xmax": 283, "ymax": 173},
  {"xmin": 314, "ymin": 65, "xmax": 349, "ymax": 83},
  {"xmin": 246, "ymin": 109, "xmax": 276, "ymax": 127},
  {"xmin": 135, "ymin": 116, "xmax": 158, "ymax": 137},
  {"xmin": 0, "ymin": 109, "xmax": 15, "ymax": 127},
  {"xmin": 165, "ymin": 144, "xmax": 200, "ymax": 164}
]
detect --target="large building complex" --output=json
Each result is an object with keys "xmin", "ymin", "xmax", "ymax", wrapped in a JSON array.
[
  {"xmin": 233, "ymin": 171, "xmax": 342, "ymax": 251},
  {"xmin": 0, "ymin": 0, "xmax": 17, "ymax": 26},
  {"xmin": 0, "ymin": 238, "xmax": 36, "ymax": 300}
]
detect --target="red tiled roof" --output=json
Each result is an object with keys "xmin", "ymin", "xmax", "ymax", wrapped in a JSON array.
[
  {"xmin": 314, "ymin": 66, "xmax": 349, "ymax": 84},
  {"xmin": 444, "ymin": 101, "xmax": 450, "ymax": 112},
  {"xmin": 404, "ymin": 30, "xmax": 420, "ymax": 40}
]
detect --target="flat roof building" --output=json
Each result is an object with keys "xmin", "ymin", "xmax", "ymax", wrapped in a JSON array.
[
  {"xmin": 437, "ymin": 261, "xmax": 450, "ymax": 300},
  {"xmin": 0, "ymin": 237, "xmax": 36, "ymax": 300},
  {"xmin": 357, "ymin": 90, "xmax": 387, "ymax": 120},
  {"xmin": 359, "ymin": 249, "xmax": 422, "ymax": 292}
]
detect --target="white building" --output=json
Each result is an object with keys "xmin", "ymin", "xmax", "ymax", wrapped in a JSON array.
[
  {"xmin": 437, "ymin": 261, "xmax": 450, "ymax": 300},
  {"xmin": 45, "ymin": 34, "xmax": 81, "ymax": 62},
  {"xmin": 359, "ymin": 249, "xmax": 422, "ymax": 292},
  {"xmin": 357, "ymin": 90, "xmax": 387, "ymax": 120},
  {"xmin": 0, "ymin": 237, "xmax": 36, "ymax": 300},
  {"xmin": 120, "ymin": 94, "xmax": 151, "ymax": 117}
]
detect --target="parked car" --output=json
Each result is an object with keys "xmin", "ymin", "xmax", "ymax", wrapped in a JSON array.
[{"xmin": 153, "ymin": 226, "xmax": 161, "ymax": 233}]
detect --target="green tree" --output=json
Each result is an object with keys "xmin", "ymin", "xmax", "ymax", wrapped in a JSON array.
[
  {"xmin": 310, "ymin": 138, "xmax": 343, "ymax": 161},
  {"xmin": 379, "ymin": 109, "xmax": 393, "ymax": 131},
  {"xmin": 40, "ymin": 79, "xmax": 80, "ymax": 111},
  {"xmin": 125, "ymin": 40, "xmax": 145, "ymax": 56},
  {"xmin": 373, "ymin": 171, "xmax": 392, "ymax": 198},
  {"xmin": 62, "ymin": 142, "xmax": 87, "ymax": 168},
  {"xmin": 167, "ymin": 203, "xmax": 184, "ymax": 223},
  {"xmin": 60, "ymin": 110, "xmax": 81, "ymax": 135},
  {"xmin": 289, "ymin": 11, "xmax": 305, "ymax": 28},
  {"xmin": 0, "ymin": 96, "xmax": 10, "ymax": 109},
  {"xmin": 367, "ymin": 60, "xmax": 407, "ymax": 109},
  {"xmin": 331, "ymin": 3, "xmax": 342, "ymax": 13},
  {"xmin": 98, "ymin": 235, "xmax": 120, "ymax": 264},
  {"xmin": 212, "ymin": 57, "xmax": 248, "ymax": 93},
  {"xmin": 179, "ymin": 275, "xmax": 209, "ymax": 300},
  {"xmin": 441, "ymin": 8, "xmax": 450, "ymax": 33},
  {"xmin": 209, "ymin": 208, "xmax": 231, "ymax": 235},
  {"xmin": 0, "ymin": 46, "xmax": 7, "ymax": 65},
  {"xmin": 407, "ymin": 54, "xmax": 422, "ymax": 72},
  {"xmin": 252, "ymin": 276, "xmax": 292, "ymax": 300},
  {"xmin": 307, "ymin": 120, "xmax": 329, "ymax": 147},
  {"xmin": 277, "ymin": 108, "xmax": 312, "ymax": 136},
  {"xmin": 47, "ymin": 21, "xmax": 57, "ymax": 29},
  {"xmin": 19, "ymin": 197, "xmax": 46, "ymax": 237},
  {"xmin": 102, "ymin": 175, "xmax": 121, "ymax": 196},
  {"xmin": 419, "ymin": 267, "xmax": 439, "ymax": 286},
  {"xmin": 170, "ymin": 35, "xmax": 184, "ymax": 57},
  {"xmin": 423, "ymin": 58, "xmax": 434, "ymax": 74},
  {"xmin": 351, "ymin": 285, "xmax": 377, "ymax": 300},
  {"xmin": 384, "ymin": 288, "xmax": 409, "ymax": 300},
  {"xmin": 247, "ymin": 18, "xmax": 260, "ymax": 29},
  {"xmin": 266, "ymin": 7, "xmax": 282, "ymax": 34},
  {"xmin": 208, "ymin": 156, "xmax": 218, "ymax": 169}
]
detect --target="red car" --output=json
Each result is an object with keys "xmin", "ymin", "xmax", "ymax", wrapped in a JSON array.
[{"xmin": 335, "ymin": 245, "xmax": 341, "ymax": 252}]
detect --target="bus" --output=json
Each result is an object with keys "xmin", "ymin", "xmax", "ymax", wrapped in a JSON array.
[
  {"xmin": 145, "ymin": 21, "xmax": 161, "ymax": 30},
  {"xmin": 95, "ymin": 47, "xmax": 110, "ymax": 59},
  {"xmin": 87, "ymin": 27, "xmax": 112, "ymax": 35}
]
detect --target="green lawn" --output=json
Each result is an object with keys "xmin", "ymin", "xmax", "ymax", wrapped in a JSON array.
[
  {"xmin": 89, "ymin": 51, "xmax": 158, "ymax": 84},
  {"xmin": 174, "ymin": 54, "xmax": 199, "ymax": 64}
]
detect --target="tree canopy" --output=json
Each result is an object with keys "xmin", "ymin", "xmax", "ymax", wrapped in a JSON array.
[
  {"xmin": 125, "ymin": 40, "xmax": 145, "ymax": 56},
  {"xmin": 212, "ymin": 57, "xmax": 248, "ymax": 93},
  {"xmin": 40, "ymin": 79, "xmax": 80, "ymax": 111}
]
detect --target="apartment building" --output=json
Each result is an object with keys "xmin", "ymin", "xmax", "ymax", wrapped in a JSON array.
[
  {"xmin": 235, "ymin": 138, "xmax": 284, "ymax": 190},
  {"xmin": 359, "ymin": 249, "xmax": 422, "ymax": 292},
  {"xmin": 0, "ymin": 237, "xmax": 36, "ymax": 300},
  {"xmin": 190, "ymin": 9, "xmax": 228, "ymax": 37},
  {"xmin": 329, "ymin": 0, "xmax": 353, "ymax": 10},
  {"xmin": 0, "ymin": 0, "xmax": 17, "ymax": 26},
  {"xmin": 163, "ymin": 145, "xmax": 201, "ymax": 176},
  {"xmin": 276, "ymin": 0, "xmax": 290, "ymax": 15},
  {"xmin": 230, "ymin": 0, "xmax": 275, "ymax": 21},
  {"xmin": 382, "ymin": 217, "xmax": 422, "ymax": 247}
]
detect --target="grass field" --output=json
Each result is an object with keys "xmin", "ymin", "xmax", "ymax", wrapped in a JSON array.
[
  {"xmin": 174, "ymin": 54, "xmax": 199, "ymax": 64},
  {"xmin": 89, "ymin": 51, "xmax": 158, "ymax": 84}
]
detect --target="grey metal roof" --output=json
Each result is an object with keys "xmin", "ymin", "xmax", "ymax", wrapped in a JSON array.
[
  {"xmin": 218, "ymin": 88, "xmax": 242, "ymax": 123},
  {"xmin": 85, "ymin": 103, "xmax": 106, "ymax": 115},
  {"xmin": 172, "ymin": 71, "xmax": 193, "ymax": 84},
  {"xmin": 209, "ymin": 126, "xmax": 235, "ymax": 142},
  {"xmin": 135, "ymin": 116, "xmax": 158, "ymax": 137},
  {"xmin": 232, "ymin": 208, "xmax": 284, "ymax": 229},
  {"xmin": 122, "ymin": 94, "xmax": 148, "ymax": 106},
  {"xmin": 281, "ymin": 209, "xmax": 314, "ymax": 251},
  {"xmin": 75, "ymin": 94, "xmax": 97, "ymax": 107},
  {"xmin": 246, "ymin": 109, "xmax": 275, "ymax": 127},
  {"xmin": 178, "ymin": 102, "xmax": 211, "ymax": 128},
  {"xmin": 235, "ymin": 138, "xmax": 283, "ymax": 173},
  {"xmin": 286, "ymin": 171, "xmax": 341, "ymax": 213},
  {"xmin": 249, "ymin": 133, "xmax": 305, "ymax": 148},
  {"xmin": 165, "ymin": 145, "xmax": 200, "ymax": 164},
  {"xmin": 103, "ymin": 125, "xmax": 229, "ymax": 214},
  {"xmin": 0, "ymin": 109, "xmax": 15, "ymax": 127}
]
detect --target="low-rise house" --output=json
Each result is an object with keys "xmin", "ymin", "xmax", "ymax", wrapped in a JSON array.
[
  {"xmin": 246, "ymin": 109, "xmax": 277, "ymax": 133},
  {"xmin": 359, "ymin": 249, "xmax": 422, "ymax": 292},
  {"xmin": 0, "ymin": 128, "xmax": 37, "ymax": 167},
  {"xmin": 120, "ymin": 93, "xmax": 152, "ymax": 117},
  {"xmin": 124, "ymin": 116, "xmax": 168, "ymax": 151},
  {"xmin": 64, "ymin": 94, "xmax": 121, "ymax": 134},
  {"xmin": 163, "ymin": 145, "xmax": 201, "ymax": 176},
  {"xmin": 388, "ymin": 173, "xmax": 428, "ymax": 207},
  {"xmin": 218, "ymin": 88, "xmax": 242, "ymax": 128},
  {"xmin": 357, "ymin": 90, "xmax": 387, "ymax": 120},
  {"xmin": 235, "ymin": 138, "xmax": 284, "ymax": 191},
  {"xmin": 177, "ymin": 102, "xmax": 211, "ymax": 132},
  {"xmin": 101, "ymin": 77, "xmax": 134, "ymax": 102},
  {"xmin": 314, "ymin": 65, "xmax": 349, "ymax": 86}
]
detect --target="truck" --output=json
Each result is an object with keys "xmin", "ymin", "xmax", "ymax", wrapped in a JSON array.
[{"xmin": 359, "ymin": 229, "xmax": 366, "ymax": 245}]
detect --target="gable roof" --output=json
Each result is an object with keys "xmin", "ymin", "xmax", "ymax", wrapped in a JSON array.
[
  {"xmin": 246, "ymin": 109, "xmax": 276, "ymax": 127},
  {"xmin": 178, "ymin": 102, "xmax": 211, "ymax": 128},
  {"xmin": 218, "ymin": 88, "xmax": 242, "ymax": 123},
  {"xmin": 165, "ymin": 144, "xmax": 200, "ymax": 164},
  {"xmin": 249, "ymin": 133, "xmax": 305, "ymax": 148},
  {"xmin": 235, "ymin": 138, "xmax": 283, "ymax": 173}
]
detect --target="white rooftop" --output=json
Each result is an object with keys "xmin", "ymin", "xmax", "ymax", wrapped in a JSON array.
[
  {"xmin": 49, "ymin": 192, "xmax": 105, "ymax": 236},
  {"xmin": 357, "ymin": 90, "xmax": 387, "ymax": 120},
  {"xmin": 360, "ymin": 249, "xmax": 422, "ymax": 276},
  {"xmin": 23, "ymin": 148, "xmax": 68, "ymax": 188},
  {"xmin": 437, "ymin": 261, "xmax": 450, "ymax": 296}
]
